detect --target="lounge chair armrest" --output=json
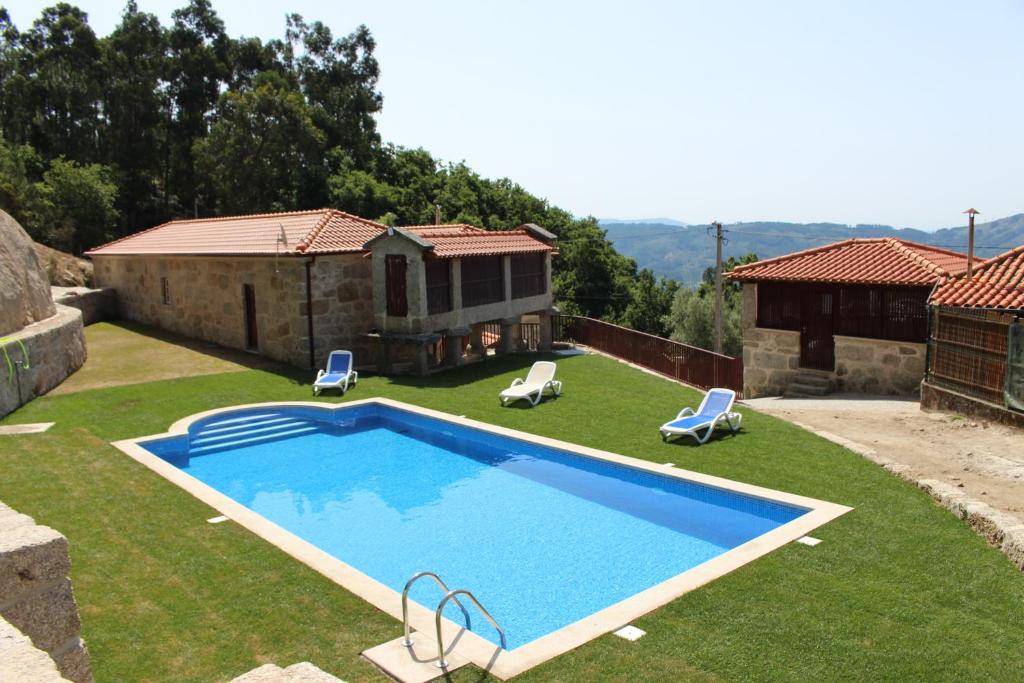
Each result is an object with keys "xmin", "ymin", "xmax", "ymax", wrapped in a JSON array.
[
  {"xmin": 675, "ymin": 407, "xmax": 694, "ymax": 418},
  {"xmin": 510, "ymin": 378, "xmax": 524, "ymax": 387},
  {"xmin": 315, "ymin": 369, "xmax": 325, "ymax": 381}
]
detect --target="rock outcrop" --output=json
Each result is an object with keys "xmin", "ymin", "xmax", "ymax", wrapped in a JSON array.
[
  {"xmin": 0, "ymin": 210, "xmax": 56, "ymax": 338},
  {"xmin": 0, "ymin": 211, "xmax": 86, "ymax": 416}
]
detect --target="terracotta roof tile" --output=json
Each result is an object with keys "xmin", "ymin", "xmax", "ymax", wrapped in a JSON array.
[
  {"xmin": 85, "ymin": 209, "xmax": 386, "ymax": 256},
  {"xmin": 727, "ymin": 238, "xmax": 969, "ymax": 286},
  {"xmin": 930, "ymin": 244, "xmax": 1024, "ymax": 310},
  {"xmin": 404, "ymin": 225, "xmax": 556, "ymax": 258}
]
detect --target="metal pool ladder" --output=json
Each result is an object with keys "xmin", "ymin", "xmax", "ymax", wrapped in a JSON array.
[{"xmin": 400, "ymin": 571, "xmax": 508, "ymax": 669}]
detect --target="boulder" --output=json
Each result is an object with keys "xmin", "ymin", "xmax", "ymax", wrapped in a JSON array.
[{"xmin": 0, "ymin": 211, "xmax": 56, "ymax": 337}]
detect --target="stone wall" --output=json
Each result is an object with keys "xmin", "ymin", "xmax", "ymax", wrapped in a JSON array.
[
  {"xmin": 0, "ymin": 501, "xmax": 92, "ymax": 683},
  {"xmin": 741, "ymin": 326, "xmax": 802, "ymax": 398},
  {"xmin": 0, "ymin": 305, "xmax": 86, "ymax": 418},
  {"xmin": 52, "ymin": 288, "xmax": 117, "ymax": 326},
  {"xmin": 1, "ymin": 617, "xmax": 73, "ymax": 682},
  {"xmin": 0, "ymin": 210, "xmax": 55, "ymax": 338},
  {"xmin": 921, "ymin": 381, "xmax": 1024, "ymax": 430},
  {"xmin": 834, "ymin": 335, "xmax": 926, "ymax": 395},
  {"xmin": 92, "ymin": 254, "xmax": 373, "ymax": 370}
]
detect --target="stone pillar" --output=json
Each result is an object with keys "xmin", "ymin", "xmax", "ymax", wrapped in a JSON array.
[
  {"xmin": 498, "ymin": 317, "xmax": 518, "ymax": 355},
  {"xmin": 502, "ymin": 255, "xmax": 512, "ymax": 302},
  {"xmin": 414, "ymin": 342, "xmax": 431, "ymax": 376},
  {"xmin": 450, "ymin": 259, "xmax": 463, "ymax": 310},
  {"xmin": 468, "ymin": 323, "xmax": 486, "ymax": 357},
  {"xmin": 445, "ymin": 327, "xmax": 469, "ymax": 366},
  {"xmin": 538, "ymin": 311, "xmax": 553, "ymax": 351}
]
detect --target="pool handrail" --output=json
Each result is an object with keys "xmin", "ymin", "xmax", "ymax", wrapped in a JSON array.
[
  {"xmin": 401, "ymin": 571, "xmax": 471, "ymax": 648},
  {"xmin": 435, "ymin": 588, "xmax": 507, "ymax": 668}
]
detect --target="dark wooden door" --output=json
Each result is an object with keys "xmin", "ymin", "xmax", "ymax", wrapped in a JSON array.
[
  {"xmin": 800, "ymin": 288, "xmax": 835, "ymax": 371},
  {"xmin": 243, "ymin": 284, "xmax": 258, "ymax": 351}
]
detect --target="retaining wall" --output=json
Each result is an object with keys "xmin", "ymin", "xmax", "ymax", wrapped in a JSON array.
[
  {"xmin": 0, "ymin": 500, "xmax": 92, "ymax": 682},
  {"xmin": 0, "ymin": 305, "xmax": 86, "ymax": 418}
]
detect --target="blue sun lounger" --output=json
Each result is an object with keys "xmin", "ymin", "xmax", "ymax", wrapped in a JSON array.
[
  {"xmin": 313, "ymin": 350, "xmax": 358, "ymax": 395},
  {"xmin": 659, "ymin": 388, "xmax": 742, "ymax": 444}
]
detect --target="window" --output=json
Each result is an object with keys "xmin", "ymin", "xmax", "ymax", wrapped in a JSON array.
[
  {"xmin": 160, "ymin": 277, "xmax": 171, "ymax": 305},
  {"xmin": 425, "ymin": 258, "xmax": 452, "ymax": 314},
  {"xmin": 385, "ymin": 254, "xmax": 408, "ymax": 317},
  {"xmin": 461, "ymin": 256, "xmax": 504, "ymax": 308},
  {"xmin": 511, "ymin": 253, "xmax": 546, "ymax": 299}
]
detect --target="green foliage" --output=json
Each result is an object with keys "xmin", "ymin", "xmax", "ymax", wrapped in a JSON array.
[
  {"xmin": 668, "ymin": 254, "xmax": 757, "ymax": 356},
  {"xmin": 0, "ymin": 1, "xmax": 679, "ymax": 336}
]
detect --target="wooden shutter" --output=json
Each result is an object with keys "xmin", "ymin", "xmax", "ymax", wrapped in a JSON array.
[{"xmin": 385, "ymin": 255, "xmax": 408, "ymax": 317}]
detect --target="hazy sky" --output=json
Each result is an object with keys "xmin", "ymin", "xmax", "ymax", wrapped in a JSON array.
[{"xmin": 4, "ymin": 1, "xmax": 1022, "ymax": 229}]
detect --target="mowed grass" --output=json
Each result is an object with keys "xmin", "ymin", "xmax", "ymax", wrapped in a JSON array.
[{"xmin": 1, "ymin": 323, "xmax": 1022, "ymax": 682}]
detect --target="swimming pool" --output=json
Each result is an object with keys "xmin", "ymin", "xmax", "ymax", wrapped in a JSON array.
[{"xmin": 115, "ymin": 399, "xmax": 851, "ymax": 677}]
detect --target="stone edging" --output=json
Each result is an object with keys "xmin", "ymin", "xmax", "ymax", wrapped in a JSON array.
[{"xmin": 787, "ymin": 420, "xmax": 1024, "ymax": 570}]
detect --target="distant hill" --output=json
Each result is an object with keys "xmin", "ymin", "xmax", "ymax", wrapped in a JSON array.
[
  {"xmin": 601, "ymin": 214, "xmax": 1024, "ymax": 285},
  {"xmin": 600, "ymin": 217, "xmax": 690, "ymax": 227}
]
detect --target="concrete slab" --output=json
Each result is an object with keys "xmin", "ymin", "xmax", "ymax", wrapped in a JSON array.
[
  {"xmin": 361, "ymin": 632, "xmax": 470, "ymax": 683},
  {"xmin": 0, "ymin": 423, "xmax": 55, "ymax": 435}
]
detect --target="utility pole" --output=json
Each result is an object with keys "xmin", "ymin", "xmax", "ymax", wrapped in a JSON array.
[
  {"xmin": 434, "ymin": 203, "xmax": 442, "ymax": 225},
  {"xmin": 963, "ymin": 208, "xmax": 979, "ymax": 278},
  {"xmin": 709, "ymin": 221, "xmax": 725, "ymax": 354}
]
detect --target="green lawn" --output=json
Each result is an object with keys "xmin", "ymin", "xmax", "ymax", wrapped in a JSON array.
[{"xmin": 2, "ymin": 323, "xmax": 1022, "ymax": 682}]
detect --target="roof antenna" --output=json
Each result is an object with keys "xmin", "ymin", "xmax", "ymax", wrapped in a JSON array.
[
  {"xmin": 963, "ymin": 208, "xmax": 979, "ymax": 278},
  {"xmin": 275, "ymin": 223, "xmax": 288, "ymax": 273}
]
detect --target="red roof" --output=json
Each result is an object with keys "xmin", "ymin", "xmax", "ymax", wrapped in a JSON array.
[
  {"xmin": 86, "ymin": 209, "xmax": 386, "ymax": 256},
  {"xmin": 930, "ymin": 244, "xmax": 1024, "ymax": 309},
  {"xmin": 727, "ymin": 238, "xmax": 969, "ymax": 286},
  {"xmin": 404, "ymin": 224, "xmax": 556, "ymax": 258}
]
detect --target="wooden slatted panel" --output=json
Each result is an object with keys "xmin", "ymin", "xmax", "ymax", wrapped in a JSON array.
[
  {"xmin": 385, "ymin": 254, "xmax": 408, "ymax": 317},
  {"xmin": 928, "ymin": 307, "xmax": 1012, "ymax": 405}
]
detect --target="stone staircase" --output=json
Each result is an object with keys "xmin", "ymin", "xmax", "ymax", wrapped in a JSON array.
[{"xmin": 784, "ymin": 373, "xmax": 834, "ymax": 398}]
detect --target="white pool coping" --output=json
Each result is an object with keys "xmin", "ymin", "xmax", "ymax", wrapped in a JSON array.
[{"xmin": 113, "ymin": 398, "xmax": 853, "ymax": 679}]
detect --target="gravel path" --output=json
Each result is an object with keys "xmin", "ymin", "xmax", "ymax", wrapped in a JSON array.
[{"xmin": 744, "ymin": 395, "xmax": 1024, "ymax": 519}]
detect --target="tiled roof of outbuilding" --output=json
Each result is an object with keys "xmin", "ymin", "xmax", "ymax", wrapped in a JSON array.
[
  {"xmin": 85, "ymin": 209, "xmax": 386, "ymax": 256},
  {"xmin": 727, "ymin": 238, "xmax": 969, "ymax": 286},
  {"xmin": 930, "ymin": 244, "xmax": 1024, "ymax": 310},
  {"xmin": 405, "ymin": 225, "xmax": 556, "ymax": 258}
]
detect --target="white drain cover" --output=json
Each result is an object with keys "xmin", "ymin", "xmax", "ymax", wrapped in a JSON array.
[
  {"xmin": 796, "ymin": 536, "xmax": 822, "ymax": 546},
  {"xmin": 614, "ymin": 625, "xmax": 646, "ymax": 641}
]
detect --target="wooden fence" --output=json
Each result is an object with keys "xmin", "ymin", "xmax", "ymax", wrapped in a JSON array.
[
  {"xmin": 927, "ymin": 306, "xmax": 1013, "ymax": 405},
  {"xmin": 552, "ymin": 315, "xmax": 744, "ymax": 396}
]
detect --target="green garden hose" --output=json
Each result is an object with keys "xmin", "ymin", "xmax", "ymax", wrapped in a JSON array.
[{"xmin": 0, "ymin": 337, "xmax": 31, "ymax": 385}]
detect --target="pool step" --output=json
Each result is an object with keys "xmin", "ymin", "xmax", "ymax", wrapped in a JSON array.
[
  {"xmin": 361, "ymin": 633, "xmax": 470, "ymax": 683},
  {"xmin": 189, "ymin": 420, "xmax": 321, "ymax": 456},
  {"xmin": 190, "ymin": 418, "xmax": 313, "ymax": 447},
  {"xmin": 194, "ymin": 414, "xmax": 296, "ymax": 437}
]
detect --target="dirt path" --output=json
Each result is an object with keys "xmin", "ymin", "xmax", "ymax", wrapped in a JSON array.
[{"xmin": 745, "ymin": 395, "xmax": 1024, "ymax": 518}]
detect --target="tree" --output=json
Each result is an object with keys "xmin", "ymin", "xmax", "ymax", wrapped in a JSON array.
[
  {"xmin": 166, "ymin": 0, "xmax": 229, "ymax": 214},
  {"xmin": 33, "ymin": 157, "xmax": 119, "ymax": 252},
  {"xmin": 617, "ymin": 268, "xmax": 679, "ymax": 336},
  {"xmin": 194, "ymin": 73, "xmax": 325, "ymax": 214},
  {"xmin": 13, "ymin": 4, "xmax": 104, "ymax": 162},
  {"xmin": 100, "ymin": 1, "xmax": 166, "ymax": 233},
  {"xmin": 667, "ymin": 253, "xmax": 757, "ymax": 356},
  {"xmin": 285, "ymin": 15, "xmax": 381, "ymax": 165}
]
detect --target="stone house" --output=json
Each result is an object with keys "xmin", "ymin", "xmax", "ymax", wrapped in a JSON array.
[
  {"xmin": 728, "ymin": 238, "xmax": 968, "ymax": 397},
  {"xmin": 86, "ymin": 210, "xmax": 558, "ymax": 374},
  {"xmin": 923, "ymin": 244, "xmax": 1024, "ymax": 426}
]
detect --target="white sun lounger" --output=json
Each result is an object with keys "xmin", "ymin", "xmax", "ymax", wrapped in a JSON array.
[
  {"xmin": 659, "ymin": 388, "xmax": 742, "ymax": 444},
  {"xmin": 499, "ymin": 361, "xmax": 562, "ymax": 407},
  {"xmin": 313, "ymin": 350, "xmax": 358, "ymax": 395}
]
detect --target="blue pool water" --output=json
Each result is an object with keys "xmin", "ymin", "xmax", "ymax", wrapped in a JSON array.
[{"xmin": 143, "ymin": 403, "xmax": 807, "ymax": 649}]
